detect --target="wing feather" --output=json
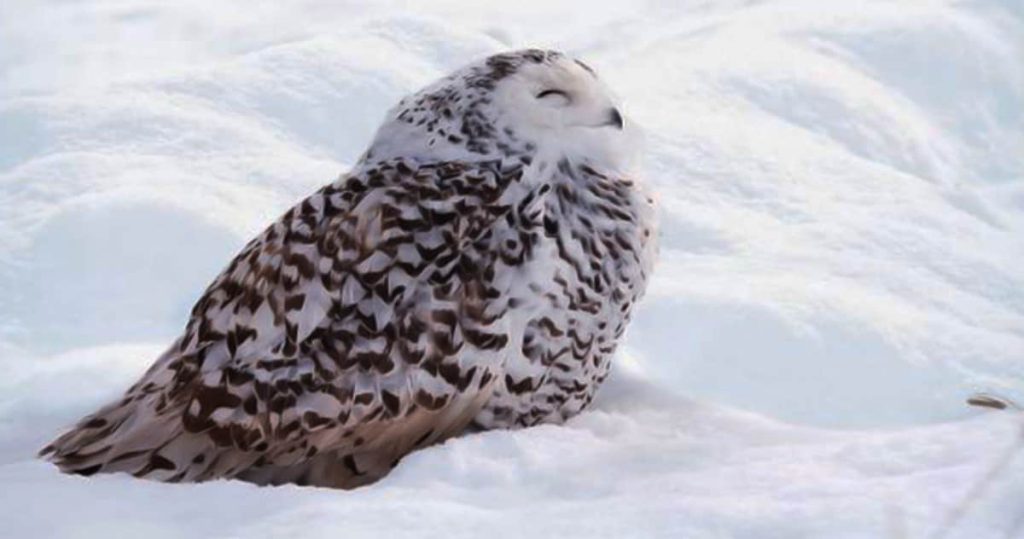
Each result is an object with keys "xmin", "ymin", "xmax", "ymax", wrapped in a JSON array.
[{"xmin": 43, "ymin": 159, "xmax": 531, "ymax": 487}]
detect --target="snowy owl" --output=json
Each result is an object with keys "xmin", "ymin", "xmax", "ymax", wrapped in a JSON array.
[{"xmin": 41, "ymin": 49, "xmax": 657, "ymax": 488}]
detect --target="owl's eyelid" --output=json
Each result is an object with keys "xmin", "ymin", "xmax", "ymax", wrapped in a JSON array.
[{"xmin": 536, "ymin": 89, "xmax": 570, "ymax": 101}]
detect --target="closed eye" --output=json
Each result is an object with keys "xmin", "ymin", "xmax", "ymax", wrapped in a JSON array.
[{"xmin": 536, "ymin": 89, "xmax": 570, "ymax": 104}]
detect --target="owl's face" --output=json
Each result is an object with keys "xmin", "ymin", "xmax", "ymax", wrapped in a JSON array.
[
  {"xmin": 489, "ymin": 53, "xmax": 638, "ymax": 172},
  {"xmin": 492, "ymin": 56, "xmax": 624, "ymax": 134},
  {"xmin": 366, "ymin": 50, "xmax": 639, "ymax": 172}
]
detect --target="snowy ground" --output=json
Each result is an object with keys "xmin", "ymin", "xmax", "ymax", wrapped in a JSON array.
[{"xmin": 1, "ymin": 1, "xmax": 1023, "ymax": 537}]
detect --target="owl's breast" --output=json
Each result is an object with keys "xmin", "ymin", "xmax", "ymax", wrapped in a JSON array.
[{"xmin": 474, "ymin": 163, "xmax": 657, "ymax": 429}]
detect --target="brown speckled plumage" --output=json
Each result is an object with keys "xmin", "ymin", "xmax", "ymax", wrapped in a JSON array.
[{"xmin": 41, "ymin": 49, "xmax": 657, "ymax": 488}]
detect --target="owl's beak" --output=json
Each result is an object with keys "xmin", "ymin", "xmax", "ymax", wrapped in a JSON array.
[{"xmin": 605, "ymin": 108, "xmax": 624, "ymax": 130}]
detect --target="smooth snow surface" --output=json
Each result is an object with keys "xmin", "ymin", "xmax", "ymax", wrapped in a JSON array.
[{"xmin": 1, "ymin": 1, "xmax": 1022, "ymax": 537}]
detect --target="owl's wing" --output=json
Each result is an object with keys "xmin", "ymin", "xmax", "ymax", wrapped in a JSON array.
[{"xmin": 42, "ymin": 159, "xmax": 530, "ymax": 487}]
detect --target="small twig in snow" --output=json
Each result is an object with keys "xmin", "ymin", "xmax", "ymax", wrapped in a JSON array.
[{"xmin": 928, "ymin": 395, "xmax": 1024, "ymax": 539}]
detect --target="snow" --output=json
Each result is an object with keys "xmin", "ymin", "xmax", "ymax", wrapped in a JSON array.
[{"xmin": 1, "ymin": 0, "xmax": 1023, "ymax": 537}]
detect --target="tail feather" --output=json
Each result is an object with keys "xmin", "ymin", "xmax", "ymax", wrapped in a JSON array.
[
  {"xmin": 40, "ymin": 399, "xmax": 142, "ymax": 475},
  {"xmin": 40, "ymin": 360, "xmax": 499, "ymax": 488},
  {"xmin": 41, "ymin": 395, "xmax": 208, "ymax": 480}
]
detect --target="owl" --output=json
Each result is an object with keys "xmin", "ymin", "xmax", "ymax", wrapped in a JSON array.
[{"xmin": 41, "ymin": 49, "xmax": 657, "ymax": 488}]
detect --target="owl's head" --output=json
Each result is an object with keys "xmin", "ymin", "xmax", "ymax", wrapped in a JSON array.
[
  {"xmin": 489, "ymin": 51, "xmax": 624, "ymax": 130},
  {"xmin": 364, "ymin": 50, "xmax": 639, "ymax": 172}
]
